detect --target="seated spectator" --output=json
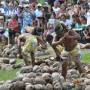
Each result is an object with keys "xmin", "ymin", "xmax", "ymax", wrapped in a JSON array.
[
  {"xmin": 83, "ymin": 25, "xmax": 90, "ymax": 43},
  {"xmin": 7, "ymin": 15, "xmax": 19, "ymax": 44},
  {"xmin": 71, "ymin": 14, "xmax": 82, "ymax": 31},
  {"xmin": 79, "ymin": 15, "xmax": 87, "ymax": 43},
  {"xmin": 0, "ymin": 13, "xmax": 5, "ymax": 34},
  {"xmin": 47, "ymin": 12, "xmax": 56, "ymax": 29},
  {"xmin": 46, "ymin": 24, "xmax": 55, "ymax": 36},
  {"xmin": 73, "ymin": 5, "xmax": 81, "ymax": 15},
  {"xmin": 79, "ymin": 15, "xmax": 87, "ymax": 29},
  {"xmin": 59, "ymin": 14, "xmax": 72, "ymax": 29},
  {"xmin": 17, "ymin": 5, "xmax": 23, "ymax": 30},
  {"xmin": 34, "ymin": 3, "xmax": 43, "ymax": 18},
  {"xmin": 0, "ymin": 13, "xmax": 5, "ymax": 42},
  {"xmin": 52, "ymin": 1, "xmax": 61, "ymax": 16}
]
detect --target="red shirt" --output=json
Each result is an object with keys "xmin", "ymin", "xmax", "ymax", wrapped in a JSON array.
[{"xmin": 8, "ymin": 19, "xmax": 19, "ymax": 32}]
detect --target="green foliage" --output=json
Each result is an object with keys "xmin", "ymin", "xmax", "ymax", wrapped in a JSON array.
[{"xmin": 39, "ymin": 0, "xmax": 45, "ymax": 5}]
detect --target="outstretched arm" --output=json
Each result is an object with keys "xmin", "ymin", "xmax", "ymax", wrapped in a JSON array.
[
  {"xmin": 52, "ymin": 37, "xmax": 64, "ymax": 47},
  {"xmin": 17, "ymin": 34, "xmax": 26, "ymax": 46}
]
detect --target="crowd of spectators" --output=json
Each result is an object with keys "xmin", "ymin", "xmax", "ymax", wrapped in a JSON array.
[{"xmin": 0, "ymin": 0, "xmax": 90, "ymax": 45}]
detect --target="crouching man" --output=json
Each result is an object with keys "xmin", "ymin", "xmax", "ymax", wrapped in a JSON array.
[
  {"xmin": 17, "ymin": 28, "xmax": 45, "ymax": 66},
  {"xmin": 52, "ymin": 30, "xmax": 85, "ymax": 80}
]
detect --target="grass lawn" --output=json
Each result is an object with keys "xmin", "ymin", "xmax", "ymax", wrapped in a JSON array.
[
  {"xmin": 0, "ymin": 69, "xmax": 19, "ymax": 81},
  {"xmin": 82, "ymin": 51, "xmax": 90, "ymax": 64},
  {"xmin": 0, "ymin": 59, "xmax": 23, "ymax": 81}
]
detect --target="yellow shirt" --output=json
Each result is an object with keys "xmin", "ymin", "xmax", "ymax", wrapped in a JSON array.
[{"xmin": 22, "ymin": 34, "xmax": 38, "ymax": 53}]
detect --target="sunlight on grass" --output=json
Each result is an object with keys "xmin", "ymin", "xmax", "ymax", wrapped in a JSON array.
[
  {"xmin": 0, "ymin": 69, "xmax": 19, "ymax": 81},
  {"xmin": 82, "ymin": 53, "xmax": 90, "ymax": 64},
  {"xmin": 16, "ymin": 59, "xmax": 24, "ymax": 64},
  {"xmin": 0, "ymin": 59, "xmax": 23, "ymax": 81}
]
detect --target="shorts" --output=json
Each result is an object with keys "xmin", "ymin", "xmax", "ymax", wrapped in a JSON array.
[
  {"xmin": 56, "ymin": 45, "xmax": 64, "ymax": 53},
  {"xmin": 61, "ymin": 44, "xmax": 81, "ymax": 60}
]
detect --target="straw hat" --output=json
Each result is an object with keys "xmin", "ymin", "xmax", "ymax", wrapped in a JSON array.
[
  {"xmin": 23, "ymin": 4, "xmax": 29, "ymax": 8},
  {"xmin": 37, "ymin": 3, "xmax": 42, "ymax": 7},
  {"xmin": 25, "ymin": 26, "xmax": 34, "ymax": 33}
]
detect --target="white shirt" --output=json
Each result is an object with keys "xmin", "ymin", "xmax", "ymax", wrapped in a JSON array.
[
  {"xmin": 60, "ymin": 19, "xmax": 72, "ymax": 27},
  {"xmin": 34, "ymin": 9, "xmax": 43, "ymax": 18},
  {"xmin": 86, "ymin": 12, "xmax": 90, "ymax": 26},
  {"xmin": 0, "ymin": 8, "xmax": 5, "ymax": 14},
  {"xmin": 48, "ymin": 19, "xmax": 56, "ymax": 25},
  {"xmin": 52, "ymin": 7, "xmax": 60, "ymax": 14}
]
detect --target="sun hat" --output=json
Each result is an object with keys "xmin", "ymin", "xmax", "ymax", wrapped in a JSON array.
[{"xmin": 37, "ymin": 3, "xmax": 42, "ymax": 7}]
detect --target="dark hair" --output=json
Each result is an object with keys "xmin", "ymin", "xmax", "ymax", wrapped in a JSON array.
[
  {"xmin": 55, "ymin": 24, "xmax": 63, "ymax": 35},
  {"xmin": 72, "ymin": 14, "xmax": 79, "ymax": 18},
  {"xmin": 32, "ymin": 27, "xmax": 44, "ymax": 36},
  {"xmin": 46, "ymin": 34, "xmax": 53, "ymax": 44},
  {"xmin": 72, "ymin": 14, "xmax": 81, "ymax": 24},
  {"xmin": 79, "ymin": 15, "xmax": 87, "ymax": 21},
  {"xmin": 52, "ymin": 12, "xmax": 56, "ymax": 18},
  {"xmin": 86, "ymin": 25, "xmax": 90, "ymax": 31},
  {"xmin": 13, "ymin": 15, "xmax": 18, "ymax": 20}
]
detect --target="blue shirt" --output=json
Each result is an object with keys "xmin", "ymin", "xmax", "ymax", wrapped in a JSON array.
[
  {"xmin": 21, "ymin": 11, "xmax": 35, "ymax": 33},
  {"xmin": 23, "ymin": 11, "xmax": 33, "ymax": 26},
  {"xmin": 34, "ymin": 9, "xmax": 43, "ymax": 18}
]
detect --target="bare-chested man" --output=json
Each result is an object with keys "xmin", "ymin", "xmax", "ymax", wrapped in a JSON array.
[{"xmin": 52, "ymin": 30, "xmax": 85, "ymax": 80}]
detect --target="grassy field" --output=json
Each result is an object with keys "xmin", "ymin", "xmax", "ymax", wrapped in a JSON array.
[
  {"xmin": 0, "ymin": 69, "xmax": 19, "ymax": 81},
  {"xmin": 81, "ymin": 50, "xmax": 90, "ymax": 64}
]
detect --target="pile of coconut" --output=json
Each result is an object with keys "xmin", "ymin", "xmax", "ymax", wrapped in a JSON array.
[{"xmin": 0, "ymin": 57, "xmax": 90, "ymax": 90}]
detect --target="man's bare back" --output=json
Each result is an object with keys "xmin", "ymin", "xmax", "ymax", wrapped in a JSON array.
[{"xmin": 62, "ymin": 30, "xmax": 80, "ymax": 51}]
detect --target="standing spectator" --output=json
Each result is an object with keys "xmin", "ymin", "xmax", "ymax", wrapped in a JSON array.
[
  {"xmin": 0, "ymin": 1, "xmax": 6, "ymax": 14},
  {"xmin": 21, "ymin": 4, "xmax": 35, "ymax": 33},
  {"xmin": 5, "ymin": 1, "xmax": 18, "ymax": 18}
]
